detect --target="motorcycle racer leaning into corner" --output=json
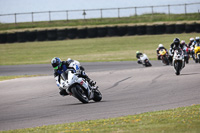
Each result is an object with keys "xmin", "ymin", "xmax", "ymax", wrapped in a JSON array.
[
  {"xmin": 187, "ymin": 37, "xmax": 195, "ymax": 60},
  {"xmin": 169, "ymin": 37, "xmax": 185, "ymax": 68},
  {"xmin": 156, "ymin": 44, "xmax": 168, "ymax": 60},
  {"xmin": 136, "ymin": 51, "xmax": 143, "ymax": 64},
  {"xmin": 168, "ymin": 38, "xmax": 182, "ymax": 64},
  {"xmin": 192, "ymin": 36, "xmax": 200, "ymax": 48},
  {"xmin": 51, "ymin": 57, "xmax": 96, "ymax": 96}
]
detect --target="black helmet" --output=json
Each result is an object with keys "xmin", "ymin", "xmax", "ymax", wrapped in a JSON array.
[
  {"xmin": 173, "ymin": 38, "xmax": 180, "ymax": 45},
  {"xmin": 51, "ymin": 57, "xmax": 62, "ymax": 69}
]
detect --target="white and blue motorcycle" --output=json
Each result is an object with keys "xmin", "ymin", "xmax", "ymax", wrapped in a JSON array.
[{"xmin": 60, "ymin": 62, "xmax": 102, "ymax": 103}]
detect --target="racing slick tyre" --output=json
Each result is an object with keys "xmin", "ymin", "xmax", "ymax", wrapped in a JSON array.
[
  {"xmin": 198, "ymin": 54, "xmax": 200, "ymax": 63},
  {"xmin": 163, "ymin": 57, "xmax": 169, "ymax": 65},
  {"xmin": 174, "ymin": 62, "xmax": 180, "ymax": 75},
  {"xmin": 195, "ymin": 58, "xmax": 198, "ymax": 63},
  {"xmin": 144, "ymin": 60, "xmax": 152, "ymax": 67},
  {"xmin": 71, "ymin": 85, "xmax": 89, "ymax": 103},
  {"xmin": 93, "ymin": 89, "xmax": 102, "ymax": 102}
]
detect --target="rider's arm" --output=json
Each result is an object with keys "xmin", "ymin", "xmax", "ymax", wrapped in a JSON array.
[
  {"xmin": 170, "ymin": 43, "xmax": 174, "ymax": 49},
  {"xmin": 156, "ymin": 48, "xmax": 159, "ymax": 54},
  {"xmin": 54, "ymin": 71, "xmax": 61, "ymax": 87}
]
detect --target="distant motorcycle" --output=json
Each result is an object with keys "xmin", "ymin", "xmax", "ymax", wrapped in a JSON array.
[
  {"xmin": 138, "ymin": 53, "xmax": 152, "ymax": 67},
  {"xmin": 194, "ymin": 46, "xmax": 200, "ymax": 63},
  {"xmin": 173, "ymin": 50, "xmax": 185, "ymax": 75},
  {"xmin": 159, "ymin": 49, "xmax": 169, "ymax": 65},
  {"xmin": 188, "ymin": 46, "xmax": 196, "ymax": 61},
  {"xmin": 60, "ymin": 66, "xmax": 102, "ymax": 103},
  {"xmin": 183, "ymin": 46, "xmax": 189, "ymax": 64}
]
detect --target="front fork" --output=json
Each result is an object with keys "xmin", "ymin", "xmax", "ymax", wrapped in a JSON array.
[{"xmin": 78, "ymin": 79, "xmax": 94, "ymax": 99}]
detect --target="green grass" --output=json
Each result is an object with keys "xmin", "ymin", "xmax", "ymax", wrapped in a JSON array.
[
  {"xmin": 1, "ymin": 104, "xmax": 200, "ymax": 133},
  {"xmin": 0, "ymin": 33, "xmax": 198, "ymax": 65},
  {"xmin": 0, "ymin": 13, "xmax": 199, "ymax": 32}
]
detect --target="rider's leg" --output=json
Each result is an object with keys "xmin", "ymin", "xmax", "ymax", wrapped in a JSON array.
[{"xmin": 80, "ymin": 71, "xmax": 96, "ymax": 86}]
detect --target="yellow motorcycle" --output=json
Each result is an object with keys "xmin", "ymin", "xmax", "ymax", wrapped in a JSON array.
[
  {"xmin": 159, "ymin": 49, "xmax": 169, "ymax": 65},
  {"xmin": 194, "ymin": 46, "xmax": 200, "ymax": 63}
]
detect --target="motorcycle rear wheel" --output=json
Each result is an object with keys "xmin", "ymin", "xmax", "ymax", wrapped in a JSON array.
[{"xmin": 71, "ymin": 85, "xmax": 89, "ymax": 103}]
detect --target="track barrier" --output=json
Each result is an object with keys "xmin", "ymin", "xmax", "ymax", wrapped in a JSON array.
[
  {"xmin": 0, "ymin": 23, "xmax": 199, "ymax": 44},
  {"xmin": 97, "ymin": 27, "xmax": 107, "ymax": 37},
  {"xmin": 57, "ymin": 29, "xmax": 67, "ymax": 40},
  {"xmin": 87, "ymin": 27, "xmax": 97, "ymax": 38},
  {"xmin": 37, "ymin": 30, "xmax": 47, "ymax": 41},
  {"xmin": 67, "ymin": 28, "xmax": 77, "ymax": 39}
]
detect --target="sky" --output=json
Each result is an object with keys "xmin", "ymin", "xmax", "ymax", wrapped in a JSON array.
[{"xmin": 0, "ymin": 0, "xmax": 200, "ymax": 14}]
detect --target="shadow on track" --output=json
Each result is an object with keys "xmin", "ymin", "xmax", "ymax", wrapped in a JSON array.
[{"xmin": 180, "ymin": 73, "xmax": 200, "ymax": 76}]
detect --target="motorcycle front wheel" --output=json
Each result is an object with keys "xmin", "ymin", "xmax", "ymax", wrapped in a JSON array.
[
  {"xmin": 93, "ymin": 89, "xmax": 102, "ymax": 102},
  {"xmin": 71, "ymin": 85, "xmax": 89, "ymax": 103},
  {"xmin": 174, "ymin": 62, "xmax": 180, "ymax": 75},
  {"xmin": 198, "ymin": 54, "xmax": 200, "ymax": 63},
  {"xmin": 163, "ymin": 56, "xmax": 169, "ymax": 65}
]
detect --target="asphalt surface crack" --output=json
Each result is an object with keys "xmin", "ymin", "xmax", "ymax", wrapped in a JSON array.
[
  {"xmin": 151, "ymin": 74, "xmax": 162, "ymax": 85},
  {"xmin": 106, "ymin": 76, "xmax": 132, "ymax": 90}
]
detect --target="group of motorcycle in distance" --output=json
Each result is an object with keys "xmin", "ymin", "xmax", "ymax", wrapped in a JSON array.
[
  {"xmin": 53, "ymin": 37, "xmax": 200, "ymax": 104},
  {"xmin": 137, "ymin": 37, "xmax": 200, "ymax": 76}
]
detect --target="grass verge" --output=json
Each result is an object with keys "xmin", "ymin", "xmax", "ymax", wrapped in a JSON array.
[
  {"xmin": 0, "ymin": 33, "xmax": 199, "ymax": 65},
  {"xmin": 1, "ymin": 104, "xmax": 200, "ymax": 133}
]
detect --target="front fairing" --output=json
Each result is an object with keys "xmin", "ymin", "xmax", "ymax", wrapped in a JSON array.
[{"xmin": 140, "ymin": 54, "xmax": 148, "ymax": 61}]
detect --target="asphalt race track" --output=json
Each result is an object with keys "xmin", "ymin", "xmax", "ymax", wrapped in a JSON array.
[{"xmin": 0, "ymin": 61, "xmax": 200, "ymax": 131}]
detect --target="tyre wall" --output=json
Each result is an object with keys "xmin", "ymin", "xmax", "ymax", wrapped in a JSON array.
[
  {"xmin": 97, "ymin": 27, "xmax": 107, "ymax": 37},
  {"xmin": 175, "ymin": 24, "xmax": 185, "ymax": 33},
  {"xmin": 107, "ymin": 26, "xmax": 118, "ymax": 37},
  {"xmin": 87, "ymin": 27, "xmax": 97, "ymax": 38},
  {"xmin": 137, "ymin": 25, "xmax": 146, "ymax": 35},
  {"xmin": 27, "ymin": 30, "xmax": 37, "ymax": 42},
  {"xmin": 185, "ymin": 23, "xmax": 195, "ymax": 33},
  {"xmin": 78, "ymin": 28, "xmax": 87, "ymax": 38},
  {"xmin": 0, "ymin": 23, "xmax": 199, "ymax": 44},
  {"xmin": 67, "ymin": 28, "xmax": 77, "ymax": 39},
  {"xmin": 57, "ymin": 29, "xmax": 67, "ymax": 40},
  {"xmin": 17, "ymin": 31, "xmax": 28, "ymax": 42},
  {"xmin": 195, "ymin": 23, "xmax": 200, "ymax": 33},
  {"xmin": 117, "ymin": 26, "xmax": 127, "ymax": 36},
  {"xmin": 146, "ymin": 25, "xmax": 156, "ymax": 35},
  {"xmin": 37, "ymin": 30, "xmax": 47, "ymax": 41},
  {"xmin": 155, "ymin": 24, "xmax": 166, "ymax": 34},
  {"xmin": 127, "ymin": 26, "xmax": 137, "ymax": 35},
  {"xmin": 0, "ymin": 33, "xmax": 7, "ymax": 44},
  {"xmin": 47, "ymin": 29, "xmax": 57, "ymax": 41},
  {"xmin": 7, "ymin": 33, "xmax": 17, "ymax": 43},
  {"xmin": 165, "ymin": 24, "xmax": 175, "ymax": 34}
]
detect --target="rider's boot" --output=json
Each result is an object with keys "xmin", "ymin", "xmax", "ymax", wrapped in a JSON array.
[
  {"xmin": 91, "ymin": 86, "xmax": 98, "ymax": 90},
  {"xmin": 80, "ymin": 70, "xmax": 96, "ymax": 86},
  {"xmin": 137, "ymin": 60, "xmax": 142, "ymax": 64},
  {"xmin": 59, "ymin": 88, "xmax": 68, "ymax": 96},
  {"xmin": 87, "ymin": 78, "xmax": 96, "ymax": 86}
]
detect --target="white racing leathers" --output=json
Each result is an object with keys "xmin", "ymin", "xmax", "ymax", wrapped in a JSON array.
[{"xmin": 55, "ymin": 59, "xmax": 82, "ymax": 89}]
